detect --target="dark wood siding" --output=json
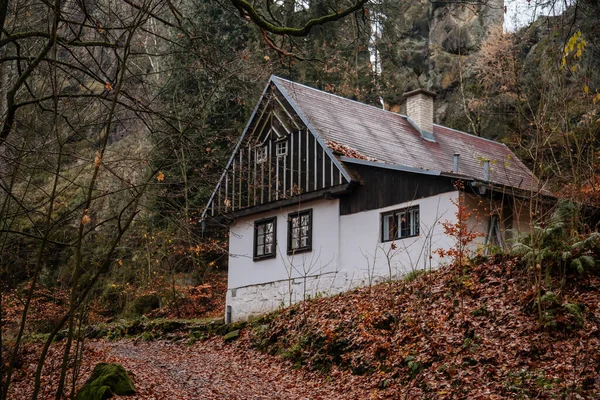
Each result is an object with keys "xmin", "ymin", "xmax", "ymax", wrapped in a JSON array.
[
  {"xmin": 339, "ymin": 164, "xmax": 457, "ymax": 215},
  {"xmin": 316, "ymin": 145, "xmax": 324, "ymax": 190},
  {"xmin": 207, "ymin": 86, "xmax": 349, "ymax": 217}
]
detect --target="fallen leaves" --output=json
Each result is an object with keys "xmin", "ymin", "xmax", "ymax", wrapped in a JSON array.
[
  {"xmin": 325, "ymin": 140, "xmax": 377, "ymax": 161},
  {"xmin": 9, "ymin": 337, "xmax": 355, "ymax": 400},
  {"xmin": 251, "ymin": 257, "xmax": 600, "ymax": 398},
  {"xmin": 8, "ymin": 258, "xmax": 600, "ymax": 399}
]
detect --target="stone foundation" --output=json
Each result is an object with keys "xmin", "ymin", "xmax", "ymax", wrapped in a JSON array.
[{"xmin": 226, "ymin": 271, "xmax": 368, "ymax": 322}]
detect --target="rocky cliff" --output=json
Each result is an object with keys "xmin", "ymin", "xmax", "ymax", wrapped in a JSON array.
[{"xmin": 377, "ymin": 0, "xmax": 503, "ymax": 126}]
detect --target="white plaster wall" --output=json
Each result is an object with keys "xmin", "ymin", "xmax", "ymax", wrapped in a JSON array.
[
  {"xmin": 225, "ymin": 189, "xmax": 536, "ymax": 321},
  {"xmin": 463, "ymin": 193, "xmax": 493, "ymax": 250},
  {"xmin": 228, "ymin": 198, "xmax": 340, "ymax": 289},
  {"xmin": 511, "ymin": 199, "xmax": 532, "ymax": 233},
  {"xmin": 338, "ymin": 191, "xmax": 459, "ymax": 284},
  {"xmin": 226, "ymin": 191, "xmax": 468, "ymax": 321}
]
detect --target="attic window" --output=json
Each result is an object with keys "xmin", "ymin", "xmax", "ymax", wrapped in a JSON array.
[
  {"xmin": 256, "ymin": 146, "xmax": 267, "ymax": 163},
  {"xmin": 381, "ymin": 206, "xmax": 420, "ymax": 242},
  {"xmin": 276, "ymin": 141, "xmax": 288, "ymax": 157}
]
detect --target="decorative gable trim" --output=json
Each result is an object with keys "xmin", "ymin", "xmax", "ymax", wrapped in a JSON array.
[
  {"xmin": 201, "ymin": 82, "xmax": 272, "ymax": 220},
  {"xmin": 202, "ymin": 76, "xmax": 353, "ymax": 220},
  {"xmin": 271, "ymin": 77, "xmax": 353, "ymax": 183}
]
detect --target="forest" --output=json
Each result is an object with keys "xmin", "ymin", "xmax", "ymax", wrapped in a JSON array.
[{"xmin": 0, "ymin": 0, "xmax": 599, "ymax": 398}]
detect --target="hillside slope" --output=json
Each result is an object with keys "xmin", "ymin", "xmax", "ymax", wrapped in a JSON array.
[{"xmin": 248, "ymin": 256, "xmax": 600, "ymax": 398}]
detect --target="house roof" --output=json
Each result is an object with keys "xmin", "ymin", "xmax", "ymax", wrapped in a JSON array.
[{"xmin": 272, "ymin": 76, "xmax": 541, "ymax": 192}]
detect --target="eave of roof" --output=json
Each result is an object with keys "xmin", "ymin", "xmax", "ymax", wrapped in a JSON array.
[{"xmin": 340, "ymin": 157, "xmax": 555, "ymax": 200}]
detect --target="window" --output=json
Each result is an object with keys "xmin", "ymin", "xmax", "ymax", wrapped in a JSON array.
[
  {"xmin": 287, "ymin": 209, "xmax": 312, "ymax": 254},
  {"xmin": 381, "ymin": 206, "xmax": 419, "ymax": 242},
  {"xmin": 276, "ymin": 141, "xmax": 288, "ymax": 157},
  {"xmin": 254, "ymin": 217, "xmax": 276, "ymax": 260},
  {"xmin": 256, "ymin": 146, "xmax": 267, "ymax": 163}
]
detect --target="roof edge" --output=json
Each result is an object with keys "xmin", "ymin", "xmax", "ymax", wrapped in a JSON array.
[
  {"xmin": 340, "ymin": 157, "xmax": 442, "ymax": 176},
  {"xmin": 341, "ymin": 157, "xmax": 549, "ymax": 197},
  {"xmin": 433, "ymin": 123, "xmax": 508, "ymax": 147},
  {"xmin": 403, "ymin": 88, "xmax": 437, "ymax": 99}
]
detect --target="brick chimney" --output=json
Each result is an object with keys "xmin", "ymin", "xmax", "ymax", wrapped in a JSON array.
[{"xmin": 403, "ymin": 88, "xmax": 436, "ymax": 142}]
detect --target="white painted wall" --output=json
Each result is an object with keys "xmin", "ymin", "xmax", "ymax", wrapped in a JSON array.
[
  {"xmin": 228, "ymin": 198, "xmax": 340, "ymax": 289},
  {"xmin": 226, "ymin": 270, "xmax": 356, "ymax": 322},
  {"xmin": 462, "ymin": 193, "xmax": 532, "ymax": 251},
  {"xmin": 227, "ymin": 198, "xmax": 342, "ymax": 322},
  {"xmin": 225, "ymin": 189, "xmax": 538, "ymax": 321},
  {"xmin": 226, "ymin": 191, "xmax": 465, "ymax": 321},
  {"xmin": 339, "ymin": 191, "xmax": 459, "ymax": 284}
]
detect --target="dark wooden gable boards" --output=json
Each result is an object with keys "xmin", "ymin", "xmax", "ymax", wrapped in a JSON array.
[{"xmin": 203, "ymin": 79, "xmax": 351, "ymax": 218}]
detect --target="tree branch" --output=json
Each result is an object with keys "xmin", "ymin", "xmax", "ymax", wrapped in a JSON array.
[
  {"xmin": 229, "ymin": 0, "xmax": 369, "ymax": 36},
  {"xmin": 0, "ymin": 31, "xmax": 118, "ymax": 49}
]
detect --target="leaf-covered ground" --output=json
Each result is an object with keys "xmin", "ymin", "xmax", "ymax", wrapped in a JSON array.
[
  {"xmin": 250, "ymin": 256, "xmax": 600, "ymax": 399},
  {"xmin": 9, "ymin": 256, "xmax": 600, "ymax": 399},
  {"xmin": 9, "ymin": 337, "xmax": 363, "ymax": 399}
]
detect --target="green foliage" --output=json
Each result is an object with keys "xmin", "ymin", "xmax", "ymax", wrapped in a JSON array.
[
  {"xmin": 562, "ymin": 303, "xmax": 584, "ymax": 327},
  {"xmin": 403, "ymin": 269, "xmax": 426, "ymax": 282},
  {"xmin": 535, "ymin": 291, "xmax": 559, "ymax": 309},
  {"xmin": 404, "ymin": 355, "xmax": 422, "ymax": 379},
  {"xmin": 511, "ymin": 200, "xmax": 599, "ymax": 276}
]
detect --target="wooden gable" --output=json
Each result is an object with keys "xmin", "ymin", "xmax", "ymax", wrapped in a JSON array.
[{"xmin": 204, "ymin": 81, "xmax": 351, "ymax": 218}]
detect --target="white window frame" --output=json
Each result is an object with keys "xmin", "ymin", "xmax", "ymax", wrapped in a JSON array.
[
  {"xmin": 276, "ymin": 141, "xmax": 288, "ymax": 157},
  {"xmin": 256, "ymin": 145, "xmax": 267, "ymax": 163},
  {"xmin": 381, "ymin": 206, "xmax": 420, "ymax": 242}
]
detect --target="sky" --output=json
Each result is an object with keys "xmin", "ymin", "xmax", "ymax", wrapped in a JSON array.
[{"xmin": 504, "ymin": 0, "xmax": 570, "ymax": 31}]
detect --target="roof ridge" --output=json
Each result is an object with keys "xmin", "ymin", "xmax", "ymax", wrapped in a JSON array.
[
  {"xmin": 271, "ymin": 75, "xmax": 410, "ymax": 120},
  {"xmin": 272, "ymin": 76, "xmax": 510, "ymax": 150}
]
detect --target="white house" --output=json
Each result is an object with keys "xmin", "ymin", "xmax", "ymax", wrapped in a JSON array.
[{"xmin": 202, "ymin": 76, "xmax": 543, "ymax": 322}]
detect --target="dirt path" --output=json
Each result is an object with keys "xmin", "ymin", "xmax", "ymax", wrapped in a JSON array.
[{"xmin": 90, "ymin": 337, "xmax": 361, "ymax": 399}]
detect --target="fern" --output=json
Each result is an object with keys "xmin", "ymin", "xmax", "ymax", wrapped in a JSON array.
[
  {"xmin": 562, "ymin": 302, "xmax": 584, "ymax": 327},
  {"xmin": 571, "ymin": 255, "xmax": 595, "ymax": 274},
  {"xmin": 571, "ymin": 258, "xmax": 584, "ymax": 274}
]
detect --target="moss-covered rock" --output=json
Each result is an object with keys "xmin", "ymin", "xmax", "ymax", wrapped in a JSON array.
[
  {"xmin": 75, "ymin": 363, "xmax": 136, "ymax": 400},
  {"xmin": 132, "ymin": 294, "xmax": 161, "ymax": 316},
  {"xmin": 223, "ymin": 329, "xmax": 240, "ymax": 342}
]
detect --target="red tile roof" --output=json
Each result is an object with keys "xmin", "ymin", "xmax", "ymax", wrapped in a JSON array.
[{"xmin": 274, "ymin": 76, "xmax": 541, "ymax": 192}]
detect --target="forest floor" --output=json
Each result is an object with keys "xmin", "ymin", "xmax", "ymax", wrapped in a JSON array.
[
  {"xmin": 89, "ymin": 338, "xmax": 361, "ymax": 400},
  {"xmin": 8, "ymin": 256, "xmax": 600, "ymax": 399},
  {"xmin": 9, "ymin": 336, "xmax": 364, "ymax": 400}
]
